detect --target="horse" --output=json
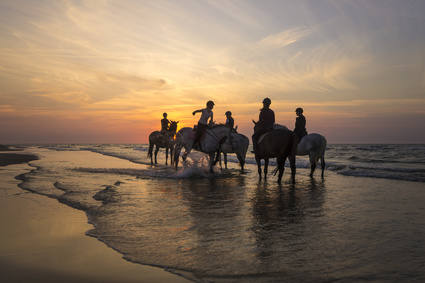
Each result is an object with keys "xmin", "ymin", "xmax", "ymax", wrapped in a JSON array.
[
  {"xmin": 147, "ymin": 121, "xmax": 179, "ymax": 165},
  {"xmin": 173, "ymin": 124, "xmax": 232, "ymax": 173},
  {"xmin": 253, "ymin": 122, "xmax": 297, "ymax": 184},
  {"xmin": 216, "ymin": 131, "xmax": 249, "ymax": 171},
  {"xmin": 296, "ymin": 133, "xmax": 327, "ymax": 178}
]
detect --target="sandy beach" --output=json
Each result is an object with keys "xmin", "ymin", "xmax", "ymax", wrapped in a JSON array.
[{"xmin": 0, "ymin": 149, "xmax": 191, "ymax": 283}]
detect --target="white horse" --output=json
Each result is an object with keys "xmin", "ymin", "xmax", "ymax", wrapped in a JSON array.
[
  {"xmin": 216, "ymin": 131, "xmax": 249, "ymax": 171},
  {"xmin": 173, "ymin": 124, "xmax": 232, "ymax": 173},
  {"xmin": 296, "ymin": 133, "xmax": 327, "ymax": 178}
]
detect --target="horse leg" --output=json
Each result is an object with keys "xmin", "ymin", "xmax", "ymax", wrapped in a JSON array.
[
  {"xmin": 309, "ymin": 154, "xmax": 317, "ymax": 178},
  {"xmin": 212, "ymin": 150, "xmax": 220, "ymax": 166},
  {"xmin": 148, "ymin": 142, "xmax": 154, "ymax": 165},
  {"xmin": 224, "ymin": 152, "xmax": 228, "ymax": 169},
  {"xmin": 170, "ymin": 147, "xmax": 173, "ymax": 165},
  {"xmin": 276, "ymin": 156, "xmax": 286, "ymax": 184},
  {"xmin": 209, "ymin": 152, "xmax": 215, "ymax": 174},
  {"xmin": 165, "ymin": 148, "xmax": 169, "ymax": 165},
  {"xmin": 289, "ymin": 154, "xmax": 296, "ymax": 184},
  {"xmin": 174, "ymin": 144, "xmax": 182, "ymax": 170},
  {"xmin": 154, "ymin": 146, "xmax": 160, "ymax": 164},
  {"xmin": 236, "ymin": 151, "xmax": 244, "ymax": 172},
  {"xmin": 256, "ymin": 156, "xmax": 262, "ymax": 180},
  {"xmin": 320, "ymin": 154, "xmax": 326, "ymax": 179},
  {"xmin": 264, "ymin": 158, "xmax": 269, "ymax": 180}
]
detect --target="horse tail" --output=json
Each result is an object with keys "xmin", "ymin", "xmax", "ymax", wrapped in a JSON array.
[
  {"xmin": 283, "ymin": 130, "xmax": 295, "ymax": 160},
  {"xmin": 311, "ymin": 135, "xmax": 327, "ymax": 166},
  {"xmin": 239, "ymin": 135, "xmax": 249, "ymax": 166}
]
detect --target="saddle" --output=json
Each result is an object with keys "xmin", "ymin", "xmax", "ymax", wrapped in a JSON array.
[{"xmin": 258, "ymin": 124, "xmax": 289, "ymax": 144}]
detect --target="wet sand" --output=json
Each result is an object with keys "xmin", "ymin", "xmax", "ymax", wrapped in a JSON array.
[{"xmin": 0, "ymin": 156, "xmax": 191, "ymax": 283}]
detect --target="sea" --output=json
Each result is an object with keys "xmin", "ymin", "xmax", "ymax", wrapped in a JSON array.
[{"xmin": 11, "ymin": 144, "xmax": 425, "ymax": 282}]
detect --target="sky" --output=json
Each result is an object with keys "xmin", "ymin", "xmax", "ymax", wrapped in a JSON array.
[{"xmin": 1, "ymin": 0, "xmax": 424, "ymax": 144}]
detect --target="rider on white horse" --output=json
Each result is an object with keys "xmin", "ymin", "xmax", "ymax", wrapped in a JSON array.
[
  {"xmin": 192, "ymin": 101, "xmax": 215, "ymax": 151},
  {"xmin": 294, "ymin": 107, "xmax": 308, "ymax": 142}
]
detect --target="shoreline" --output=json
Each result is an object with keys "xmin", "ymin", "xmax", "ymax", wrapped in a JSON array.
[
  {"xmin": 0, "ymin": 157, "xmax": 191, "ymax": 282},
  {"xmin": 0, "ymin": 144, "xmax": 39, "ymax": 167}
]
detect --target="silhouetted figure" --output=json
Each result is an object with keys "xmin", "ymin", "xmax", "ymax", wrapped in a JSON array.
[
  {"xmin": 252, "ymin": 98, "xmax": 275, "ymax": 154},
  {"xmin": 161, "ymin": 113, "xmax": 170, "ymax": 132},
  {"xmin": 192, "ymin": 101, "xmax": 214, "ymax": 151},
  {"xmin": 294, "ymin": 107, "xmax": 307, "ymax": 141},
  {"xmin": 225, "ymin": 111, "xmax": 234, "ymax": 129}
]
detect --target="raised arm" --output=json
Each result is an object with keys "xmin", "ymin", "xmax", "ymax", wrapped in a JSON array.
[{"xmin": 192, "ymin": 109, "xmax": 203, "ymax": 116}]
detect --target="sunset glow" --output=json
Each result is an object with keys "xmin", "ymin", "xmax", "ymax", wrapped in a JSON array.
[{"xmin": 1, "ymin": 0, "xmax": 424, "ymax": 144}]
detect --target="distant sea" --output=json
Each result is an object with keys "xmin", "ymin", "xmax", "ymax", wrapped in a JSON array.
[{"xmin": 13, "ymin": 144, "xmax": 425, "ymax": 282}]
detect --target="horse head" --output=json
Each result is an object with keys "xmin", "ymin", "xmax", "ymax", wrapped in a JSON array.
[
  {"xmin": 168, "ymin": 121, "xmax": 179, "ymax": 133},
  {"xmin": 252, "ymin": 119, "xmax": 260, "ymax": 133}
]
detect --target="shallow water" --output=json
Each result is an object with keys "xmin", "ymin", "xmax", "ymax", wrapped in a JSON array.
[{"xmin": 13, "ymin": 145, "xmax": 425, "ymax": 282}]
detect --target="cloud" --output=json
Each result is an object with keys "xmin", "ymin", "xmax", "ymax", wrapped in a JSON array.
[{"xmin": 257, "ymin": 27, "xmax": 314, "ymax": 48}]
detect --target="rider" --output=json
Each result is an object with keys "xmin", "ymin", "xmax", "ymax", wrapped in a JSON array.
[
  {"xmin": 225, "ymin": 111, "xmax": 234, "ymax": 130},
  {"xmin": 294, "ymin": 107, "xmax": 307, "ymax": 142},
  {"xmin": 252, "ymin": 97, "xmax": 275, "ymax": 154},
  {"xmin": 192, "ymin": 101, "xmax": 214, "ymax": 151},
  {"xmin": 225, "ymin": 111, "xmax": 235, "ymax": 149},
  {"xmin": 161, "ymin": 112, "xmax": 170, "ymax": 132}
]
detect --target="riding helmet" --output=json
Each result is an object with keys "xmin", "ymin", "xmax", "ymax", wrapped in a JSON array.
[
  {"xmin": 262, "ymin": 98, "xmax": 271, "ymax": 105},
  {"xmin": 295, "ymin": 108, "xmax": 303, "ymax": 113},
  {"xmin": 225, "ymin": 111, "xmax": 232, "ymax": 115},
  {"xmin": 206, "ymin": 100, "xmax": 215, "ymax": 107}
]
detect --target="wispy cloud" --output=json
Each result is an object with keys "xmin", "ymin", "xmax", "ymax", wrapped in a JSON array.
[{"xmin": 1, "ymin": 0, "xmax": 425, "ymax": 143}]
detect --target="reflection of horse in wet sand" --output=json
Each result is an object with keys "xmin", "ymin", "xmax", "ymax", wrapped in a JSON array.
[
  {"xmin": 216, "ymin": 131, "xmax": 249, "ymax": 171},
  {"xmin": 297, "ymin": 133, "xmax": 327, "ymax": 178},
  {"xmin": 253, "ymin": 123, "xmax": 297, "ymax": 184},
  {"xmin": 148, "ymin": 121, "xmax": 179, "ymax": 165},
  {"xmin": 173, "ymin": 124, "xmax": 232, "ymax": 173}
]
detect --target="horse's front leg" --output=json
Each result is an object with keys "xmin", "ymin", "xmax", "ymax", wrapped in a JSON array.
[
  {"xmin": 224, "ymin": 153, "xmax": 228, "ymax": 169},
  {"xmin": 165, "ymin": 148, "xmax": 169, "ymax": 165},
  {"xmin": 264, "ymin": 158, "xmax": 269, "ymax": 180},
  {"xmin": 212, "ymin": 149, "xmax": 221, "ymax": 166},
  {"xmin": 182, "ymin": 146, "xmax": 191, "ymax": 161}
]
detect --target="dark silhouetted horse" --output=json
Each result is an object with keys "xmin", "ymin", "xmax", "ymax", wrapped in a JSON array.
[
  {"xmin": 253, "ymin": 123, "xmax": 297, "ymax": 184},
  {"xmin": 148, "ymin": 121, "xmax": 179, "ymax": 165}
]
